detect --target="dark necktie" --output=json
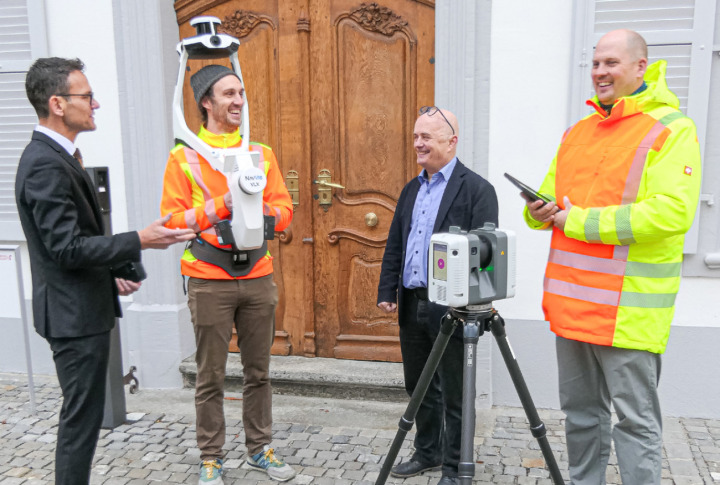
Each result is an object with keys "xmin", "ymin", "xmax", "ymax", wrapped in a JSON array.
[{"xmin": 73, "ymin": 148, "xmax": 84, "ymax": 168}]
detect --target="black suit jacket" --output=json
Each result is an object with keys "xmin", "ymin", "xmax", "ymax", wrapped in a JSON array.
[
  {"xmin": 377, "ymin": 160, "xmax": 499, "ymax": 333},
  {"xmin": 15, "ymin": 131, "xmax": 142, "ymax": 338}
]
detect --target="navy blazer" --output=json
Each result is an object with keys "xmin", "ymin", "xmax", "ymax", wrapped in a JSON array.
[
  {"xmin": 15, "ymin": 131, "xmax": 141, "ymax": 338},
  {"xmin": 377, "ymin": 160, "xmax": 499, "ymax": 334}
]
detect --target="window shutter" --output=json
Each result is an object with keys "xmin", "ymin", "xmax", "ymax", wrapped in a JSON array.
[
  {"xmin": 569, "ymin": 0, "xmax": 716, "ymax": 254},
  {"xmin": 0, "ymin": 0, "xmax": 46, "ymax": 240}
]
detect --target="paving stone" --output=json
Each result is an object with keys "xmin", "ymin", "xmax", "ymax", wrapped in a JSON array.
[{"xmin": 3, "ymin": 376, "xmax": 720, "ymax": 484}]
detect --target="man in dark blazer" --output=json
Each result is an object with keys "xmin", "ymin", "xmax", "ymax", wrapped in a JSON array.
[
  {"xmin": 14, "ymin": 57, "xmax": 195, "ymax": 485},
  {"xmin": 377, "ymin": 107, "xmax": 499, "ymax": 485}
]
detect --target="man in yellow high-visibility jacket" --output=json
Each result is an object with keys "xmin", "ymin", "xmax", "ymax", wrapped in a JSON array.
[{"xmin": 523, "ymin": 30, "xmax": 701, "ymax": 484}]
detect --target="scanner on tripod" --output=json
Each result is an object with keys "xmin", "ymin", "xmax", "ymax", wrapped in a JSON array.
[
  {"xmin": 429, "ymin": 223, "xmax": 516, "ymax": 307},
  {"xmin": 173, "ymin": 16, "xmax": 267, "ymax": 250},
  {"xmin": 376, "ymin": 223, "xmax": 565, "ymax": 485}
]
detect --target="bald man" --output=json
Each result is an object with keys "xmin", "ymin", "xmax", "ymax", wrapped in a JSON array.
[
  {"xmin": 522, "ymin": 30, "xmax": 701, "ymax": 484},
  {"xmin": 377, "ymin": 107, "xmax": 498, "ymax": 485}
]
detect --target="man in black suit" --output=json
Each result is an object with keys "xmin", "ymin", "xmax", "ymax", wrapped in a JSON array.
[
  {"xmin": 14, "ymin": 57, "xmax": 195, "ymax": 485},
  {"xmin": 377, "ymin": 107, "xmax": 499, "ymax": 485}
]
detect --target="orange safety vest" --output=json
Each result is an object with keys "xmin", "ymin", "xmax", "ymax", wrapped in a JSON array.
[
  {"xmin": 160, "ymin": 126, "xmax": 293, "ymax": 280},
  {"xmin": 525, "ymin": 60, "xmax": 701, "ymax": 353}
]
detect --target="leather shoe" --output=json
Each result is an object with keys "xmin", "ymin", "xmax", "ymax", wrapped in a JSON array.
[
  {"xmin": 437, "ymin": 477, "xmax": 459, "ymax": 485},
  {"xmin": 390, "ymin": 459, "xmax": 442, "ymax": 478}
]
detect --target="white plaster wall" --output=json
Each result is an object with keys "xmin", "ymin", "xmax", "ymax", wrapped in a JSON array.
[
  {"xmin": 43, "ymin": 0, "xmax": 128, "ymax": 234},
  {"xmin": 488, "ymin": 0, "xmax": 574, "ymax": 322}
]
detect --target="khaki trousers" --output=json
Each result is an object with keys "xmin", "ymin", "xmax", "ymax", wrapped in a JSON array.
[{"xmin": 188, "ymin": 275, "xmax": 278, "ymax": 459}]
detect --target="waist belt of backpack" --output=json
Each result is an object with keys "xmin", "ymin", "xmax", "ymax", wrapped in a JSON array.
[{"xmin": 189, "ymin": 237, "xmax": 267, "ymax": 277}]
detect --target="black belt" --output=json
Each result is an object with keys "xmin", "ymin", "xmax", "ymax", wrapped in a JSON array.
[{"xmin": 406, "ymin": 286, "xmax": 428, "ymax": 301}]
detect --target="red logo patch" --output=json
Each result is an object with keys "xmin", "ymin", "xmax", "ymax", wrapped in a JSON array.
[{"xmin": 684, "ymin": 166, "xmax": 693, "ymax": 176}]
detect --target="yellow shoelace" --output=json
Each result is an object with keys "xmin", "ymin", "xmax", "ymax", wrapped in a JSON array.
[
  {"xmin": 262, "ymin": 447, "xmax": 282, "ymax": 465},
  {"xmin": 202, "ymin": 460, "xmax": 221, "ymax": 479}
]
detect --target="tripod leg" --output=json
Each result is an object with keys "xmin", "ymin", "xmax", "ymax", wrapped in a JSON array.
[
  {"xmin": 375, "ymin": 312, "xmax": 458, "ymax": 485},
  {"xmin": 489, "ymin": 313, "xmax": 566, "ymax": 485},
  {"xmin": 459, "ymin": 319, "xmax": 481, "ymax": 485}
]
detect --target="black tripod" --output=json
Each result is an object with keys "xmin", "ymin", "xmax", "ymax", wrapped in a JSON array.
[{"xmin": 375, "ymin": 304, "xmax": 565, "ymax": 485}]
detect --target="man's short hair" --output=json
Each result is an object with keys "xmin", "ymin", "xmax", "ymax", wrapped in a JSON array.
[
  {"xmin": 190, "ymin": 64, "xmax": 240, "ymax": 124},
  {"xmin": 25, "ymin": 57, "xmax": 85, "ymax": 119}
]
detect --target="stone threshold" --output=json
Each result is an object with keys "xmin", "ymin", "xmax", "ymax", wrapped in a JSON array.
[{"xmin": 180, "ymin": 354, "xmax": 408, "ymax": 402}]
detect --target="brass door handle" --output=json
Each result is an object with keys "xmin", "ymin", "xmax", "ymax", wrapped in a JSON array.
[
  {"xmin": 365, "ymin": 212, "xmax": 378, "ymax": 227},
  {"xmin": 314, "ymin": 169, "xmax": 343, "ymax": 209},
  {"xmin": 314, "ymin": 180, "xmax": 345, "ymax": 189}
]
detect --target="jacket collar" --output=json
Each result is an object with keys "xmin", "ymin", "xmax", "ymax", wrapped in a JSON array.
[
  {"xmin": 198, "ymin": 125, "xmax": 242, "ymax": 148},
  {"xmin": 585, "ymin": 60, "xmax": 679, "ymax": 122}
]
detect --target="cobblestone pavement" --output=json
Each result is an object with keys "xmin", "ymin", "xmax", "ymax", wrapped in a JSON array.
[{"xmin": 1, "ymin": 374, "xmax": 720, "ymax": 484}]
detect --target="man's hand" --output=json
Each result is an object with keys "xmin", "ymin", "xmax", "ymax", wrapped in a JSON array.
[
  {"xmin": 552, "ymin": 196, "xmax": 573, "ymax": 231},
  {"xmin": 378, "ymin": 302, "xmax": 397, "ymax": 313},
  {"xmin": 224, "ymin": 191, "xmax": 233, "ymax": 211},
  {"xmin": 115, "ymin": 277, "xmax": 141, "ymax": 296},
  {"xmin": 523, "ymin": 194, "xmax": 560, "ymax": 224},
  {"xmin": 138, "ymin": 214, "xmax": 196, "ymax": 250}
]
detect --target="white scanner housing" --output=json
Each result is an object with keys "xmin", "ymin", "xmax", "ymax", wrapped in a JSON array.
[{"xmin": 173, "ymin": 16, "xmax": 266, "ymax": 249}]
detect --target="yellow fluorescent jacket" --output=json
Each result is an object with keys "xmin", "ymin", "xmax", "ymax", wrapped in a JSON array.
[{"xmin": 524, "ymin": 60, "xmax": 702, "ymax": 353}]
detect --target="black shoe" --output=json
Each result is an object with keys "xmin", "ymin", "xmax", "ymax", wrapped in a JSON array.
[
  {"xmin": 437, "ymin": 477, "xmax": 459, "ymax": 485},
  {"xmin": 390, "ymin": 459, "xmax": 442, "ymax": 478}
]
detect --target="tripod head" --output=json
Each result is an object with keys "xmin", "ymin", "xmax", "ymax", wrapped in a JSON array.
[{"xmin": 446, "ymin": 303, "xmax": 497, "ymax": 334}]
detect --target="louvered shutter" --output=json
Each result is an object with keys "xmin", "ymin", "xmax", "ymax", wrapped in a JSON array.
[
  {"xmin": 569, "ymin": 0, "xmax": 716, "ymax": 253},
  {"xmin": 0, "ymin": 0, "xmax": 46, "ymax": 240}
]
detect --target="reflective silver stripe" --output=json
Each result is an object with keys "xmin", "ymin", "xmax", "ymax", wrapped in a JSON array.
[
  {"xmin": 183, "ymin": 148, "xmax": 213, "ymax": 200},
  {"xmin": 584, "ymin": 208, "xmax": 602, "ymax": 243},
  {"xmin": 249, "ymin": 144, "xmax": 265, "ymax": 162},
  {"xmin": 659, "ymin": 111, "xmax": 685, "ymax": 126},
  {"xmin": 544, "ymin": 277, "xmax": 620, "ymax": 306},
  {"xmin": 622, "ymin": 121, "xmax": 666, "ymax": 204},
  {"xmin": 549, "ymin": 248, "xmax": 680, "ymax": 278},
  {"xmin": 615, "ymin": 204, "xmax": 634, "ymax": 244},
  {"xmin": 204, "ymin": 198, "xmax": 221, "ymax": 225},
  {"xmin": 619, "ymin": 291, "xmax": 676, "ymax": 308},
  {"xmin": 548, "ymin": 248, "xmax": 626, "ymax": 275},
  {"xmin": 625, "ymin": 261, "xmax": 681, "ymax": 278},
  {"xmin": 613, "ymin": 245, "xmax": 629, "ymax": 260}
]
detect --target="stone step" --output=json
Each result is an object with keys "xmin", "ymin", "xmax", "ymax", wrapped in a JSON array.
[{"xmin": 180, "ymin": 354, "xmax": 408, "ymax": 402}]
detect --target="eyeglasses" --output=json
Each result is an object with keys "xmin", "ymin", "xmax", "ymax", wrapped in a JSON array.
[
  {"xmin": 419, "ymin": 106, "xmax": 455, "ymax": 135},
  {"xmin": 56, "ymin": 93, "xmax": 94, "ymax": 105}
]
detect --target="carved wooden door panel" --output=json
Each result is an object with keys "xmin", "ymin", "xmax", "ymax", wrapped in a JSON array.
[
  {"xmin": 174, "ymin": 0, "xmax": 435, "ymax": 362},
  {"xmin": 308, "ymin": 0, "xmax": 434, "ymax": 361}
]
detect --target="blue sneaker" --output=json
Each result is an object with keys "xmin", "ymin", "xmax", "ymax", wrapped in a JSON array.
[
  {"xmin": 244, "ymin": 445, "xmax": 296, "ymax": 482},
  {"xmin": 198, "ymin": 458, "xmax": 223, "ymax": 485}
]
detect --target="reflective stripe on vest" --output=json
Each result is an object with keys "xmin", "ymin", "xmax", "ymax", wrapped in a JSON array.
[{"xmin": 545, "ymin": 248, "xmax": 681, "ymax": 308}]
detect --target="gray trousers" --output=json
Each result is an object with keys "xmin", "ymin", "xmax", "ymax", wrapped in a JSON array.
[{"xmin": 556, "ymin": 336, "xmax": 662, "ymax": 485}]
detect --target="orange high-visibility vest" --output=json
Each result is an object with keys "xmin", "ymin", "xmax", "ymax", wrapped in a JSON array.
[
  {"xmin": 524, "ymin": 60, "xmax": 701, "ymax": 353},
  {"xmin": 160, "ymin": 126, "xmax": 293, "ymax": 280}
]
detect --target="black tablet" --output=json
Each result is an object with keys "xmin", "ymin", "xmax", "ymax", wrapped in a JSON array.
[{"xmin": 504, "ymin": 173, "xmax": 552, "ymax": 206}]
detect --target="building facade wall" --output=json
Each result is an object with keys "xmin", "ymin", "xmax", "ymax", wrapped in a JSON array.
[{"xmin": 1, "ymin": 0, "xmax": 718, "ymax": 417}]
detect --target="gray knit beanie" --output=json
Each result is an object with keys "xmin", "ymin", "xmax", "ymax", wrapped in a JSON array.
[{"xmin": 190, "ymin": 65, "xmax": 240, "ymax": 105}]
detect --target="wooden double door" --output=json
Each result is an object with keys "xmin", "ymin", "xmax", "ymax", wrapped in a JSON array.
[{"xmin": 175, "ymin": 0, "xmax": 435, "ymax": 362}]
